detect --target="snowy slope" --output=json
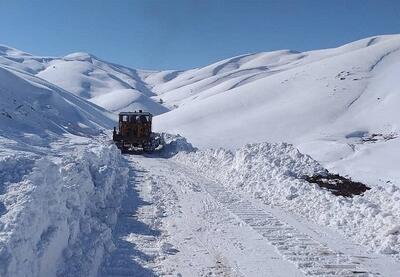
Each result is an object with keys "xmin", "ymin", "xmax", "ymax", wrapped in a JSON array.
[
  {"xmin": 0, "ymin": 63, "xmax": 116, "ymax": 146},
  {"xmin": 152, "ymin": 35, "xmax": 400, "ymax": 186},
  {"xmin": 90, "ymin": 89, "xmax": 168, "ymax": 115},
  {"xmin": 0, "ymin": 46, "xmax": 168, "ymax": 115},
  {"xmin": 154, "ymin": 35, "xmax": 400, "ymax": 144},
  {"xmin": 144, "ymin": 35, "xmax": 398, "ymax": 109},
  {"xmin": 37, "ymin": 53, "xmax": 168, "ymax": 114}
]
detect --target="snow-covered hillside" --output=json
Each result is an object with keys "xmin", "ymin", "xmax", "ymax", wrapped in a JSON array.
[
  {"xmin": 0, "ymin": 46, "xmax": 168, "ymax": 115},
  {"xmin": 153, "ymin": 35, "xmax": 400, "ymax": 141},
  {"xmin": 150, "ymin": 35, "xmax": 400, "ymax": 187},
  {"xmin": 0, "ymin": 62, "xmax": 115, "ymax": 146}
]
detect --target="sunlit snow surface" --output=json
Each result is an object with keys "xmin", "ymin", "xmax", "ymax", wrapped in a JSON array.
[
  {"xmin": 1, "ymin": 35, "xmax": 400, "ymax": 276},
  {"xmin": 150, "ymin": 35, "xmax": 400, "ymax": 187}
]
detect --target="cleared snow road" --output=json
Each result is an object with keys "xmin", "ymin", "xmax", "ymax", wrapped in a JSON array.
[{"xmin": 100, "ymin": 155, "xmax": 400, "ymax": 277}]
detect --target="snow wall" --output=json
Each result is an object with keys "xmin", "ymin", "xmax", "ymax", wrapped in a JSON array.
[{"xmin": 0, "ymin": 144, "xmax": 128, "ymax": 277}]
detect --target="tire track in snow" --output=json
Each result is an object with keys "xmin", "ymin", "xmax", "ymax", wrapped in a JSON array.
[
  {"xmin": 130, "ymin": 156, "xmax": 302, "ymax": 277},
  {"xmin": 112, "ymin": 156, "xmax": 387, "ymax": 276},
  {"xmin": 99, "ymin": 165, "xmax": 160, "ymax": 277},
  {"xmin": 146, "ymin": 163, "xmax": 244, "ymax": 277},
  {"xmin": 102, "ymin": 157, "xmax": 240, "ymax": 277},
  {"xmin": 170, "ymin": 161, "xmax": 382, "ymax": 277},
  {"xmin": 203, "ymin": 182, "xmax": 373, "ymax": 276}
]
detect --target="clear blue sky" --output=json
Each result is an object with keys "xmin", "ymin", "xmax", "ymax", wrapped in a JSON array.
[{"xmin": 1, "ymin": 0, "xmax": 399, "ymax": 70}]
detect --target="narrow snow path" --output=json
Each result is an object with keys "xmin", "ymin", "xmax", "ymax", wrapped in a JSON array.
[{"xmin": 99, "ymin": 155, "xmax": 400, "ymax": 277}]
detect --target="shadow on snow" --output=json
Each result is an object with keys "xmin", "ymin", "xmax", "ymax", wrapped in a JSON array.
[{"xmin": 99, "ymin": 166, "xmax": 160, "ymax": 277}]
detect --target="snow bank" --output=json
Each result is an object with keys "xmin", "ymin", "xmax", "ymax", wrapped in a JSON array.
[
  {"xmin": 160, "ymin": 133, "xmax": 196, "ymax": 157},
  {"xmin": 0, "ymin": 144, "xmax": 128, "ymax": 277},
  {"xmin": 175, "ymin": 142, "xmax": 400, "ymax": 258}
]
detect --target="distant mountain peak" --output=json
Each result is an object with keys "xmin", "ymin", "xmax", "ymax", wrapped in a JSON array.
[
  {"xmin": 63, "ymin": 52, "xmax": 98, "ymax": 62},
  {"xmin": 0, "ymin": 44, "xmax": 32, "ymax": 57}
]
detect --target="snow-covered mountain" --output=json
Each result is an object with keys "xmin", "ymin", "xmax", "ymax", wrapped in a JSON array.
[
  {"xmin": 2, "ymin": 35, "xmax": 400, "ymax": 186},
  {"xmin": 2, "ymin": 36, "xmax": 400, "ymax": 277},
  {"xmin": 153, "ymin": 35, "xmax": 400, "ymax": 145},
  {"xmin": 151, "ymin": 35, "xmax": 400, "ymax": 187},
  {"xmin": 0, "ymin": 47, "xmax": 168, "ymax": 115},
  {"xmin": 0, "ymin": 59, "xmax": 115, "ymax": 147}
]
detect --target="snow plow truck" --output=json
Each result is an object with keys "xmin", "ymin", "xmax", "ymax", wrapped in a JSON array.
[{"xmin": 112, "ymin": 111, "xmax": 163, "ymax": 153}]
